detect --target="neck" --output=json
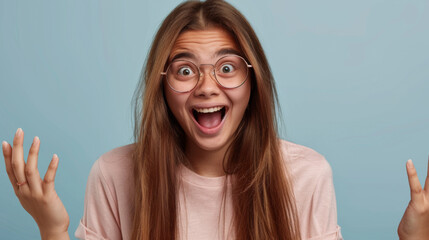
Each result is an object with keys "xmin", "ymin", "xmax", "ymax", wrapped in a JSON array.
[{"xmin": 185, "ymin": 141, "xmax": 228, "ymax": 177}]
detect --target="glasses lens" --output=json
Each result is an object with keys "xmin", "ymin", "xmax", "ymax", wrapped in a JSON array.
[
  {"xmin": 166, "ymin": 60, "xmax": 199, "ymax": 92},
  {"xmin": 215, "ymin": 56, "xmax": 249, "ymax": 88}
]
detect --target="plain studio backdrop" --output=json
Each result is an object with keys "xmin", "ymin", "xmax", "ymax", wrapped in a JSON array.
[{"xmin": 1, "ymin": 0, "xmax": 428, "ymax": 239}]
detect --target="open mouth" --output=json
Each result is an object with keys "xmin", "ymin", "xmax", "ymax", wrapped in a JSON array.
[{"xmin": 192, "ymin": 106, "xmax": 226, "ymax": 129}]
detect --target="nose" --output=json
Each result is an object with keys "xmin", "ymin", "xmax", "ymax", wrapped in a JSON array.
[{"xmin": 193, "ymin": 65, "xmax": 220, "ymax": 97}]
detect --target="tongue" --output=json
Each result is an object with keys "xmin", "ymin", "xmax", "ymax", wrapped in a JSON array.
[{"xmin": 196, "ymin": 111, "xmax": 222, "ymax": 128}]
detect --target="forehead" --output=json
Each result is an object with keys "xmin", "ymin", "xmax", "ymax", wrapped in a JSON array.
[{"xmin": 169, "ymin": 27, "xmax": 241, "ymax": 61}]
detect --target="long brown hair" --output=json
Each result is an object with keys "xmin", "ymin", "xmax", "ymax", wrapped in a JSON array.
[{"xmin": 131, "ymin": 1, "xmax": 301, "ymax": 239}]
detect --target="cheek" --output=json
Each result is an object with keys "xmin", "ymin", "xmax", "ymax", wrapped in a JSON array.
[
  {"xmin": 164, "ymin": 87, "xmax": 189, "ymax": 123},
  {"xmin": 230, "ymin": 81, "xmax": 251, "ymax": 111}
]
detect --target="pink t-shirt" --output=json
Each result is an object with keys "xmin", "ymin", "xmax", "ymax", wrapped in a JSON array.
[{"xmin": 74, "ymin": 140, "xmax": 343, "ymax": 240}]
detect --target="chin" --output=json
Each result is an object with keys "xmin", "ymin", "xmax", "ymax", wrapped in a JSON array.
[{"xmin": 191, "ymin": 136, "xmax": 231, "ymax": 153}]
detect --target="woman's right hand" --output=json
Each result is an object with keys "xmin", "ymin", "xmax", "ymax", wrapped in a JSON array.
[
  {"xmin": 398, "ymin": 158, "xmax": 429, "ymax": 240},
  {"xmin": 2, "ymin": 128, "xmax": 70, "ymax": 239}
]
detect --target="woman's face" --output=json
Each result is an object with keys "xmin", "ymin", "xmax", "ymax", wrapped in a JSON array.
[{"xmin": 164, "ymin": 27, "xmax": 251, "ymax": 154}]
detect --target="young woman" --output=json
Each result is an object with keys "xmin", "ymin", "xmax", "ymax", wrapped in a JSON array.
[{"xmin": 2, "ymin": 1, "xmax": 428, "ymax": 240}]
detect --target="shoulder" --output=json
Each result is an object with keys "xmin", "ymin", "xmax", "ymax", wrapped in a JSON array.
[
  {"xmin": 97, "ymin": 143, "xmax": 135, "ymax": 168},
  {"xmin": 279, "ymin": 139, "xmax": 332, "ymax": 177},
  {"xmin": 278, "ymin": 139, "xmax": 334, "ymax": 199},
  {"xmin": 89, "ymin": 143, "xmax": 136, "ymax": 190}
]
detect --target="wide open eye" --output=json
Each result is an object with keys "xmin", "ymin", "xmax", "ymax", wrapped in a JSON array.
[
  {"xmin": 177, "ymin": 66, "xmax": 195, "ymax": 76},
  {"xmin": 170, "ymin": 62, "xmax": 198, "ymax": 82},
  {"xmin": 220, "ymin": 64, "xmax": 235, "ymax": 74},
  {"xmin": 216, "ymin": 56, "xmax": 244, "ymax": 78},
  {"xmin": 214, "ymin": 56, "xmax": 248, "ymax": 88}
]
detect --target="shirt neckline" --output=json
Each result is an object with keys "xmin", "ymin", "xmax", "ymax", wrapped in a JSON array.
[{"xmin": 178, "ymin": 163, "xmax": 232, "ymax": 188}]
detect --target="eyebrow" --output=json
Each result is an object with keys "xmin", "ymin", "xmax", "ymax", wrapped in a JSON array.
[
  {"xmin": 169, "ymin": 48, "xmax": 243, "ymax": 62},
  {"xmin": 170, "ymin": 52, "xmax": 195, "ymax": 62},
  {"xmin": 215, "ymin": 48, "xmax": 242, "ymax": 58}
]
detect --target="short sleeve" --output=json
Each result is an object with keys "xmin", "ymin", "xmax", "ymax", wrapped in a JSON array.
[
  {"xmin": 74, "ymin": 157, "xmax": 122, "ymax": 240},
  {"xmin": 307, "ymin": 161, "xmax": 343, "ymax": 240}
]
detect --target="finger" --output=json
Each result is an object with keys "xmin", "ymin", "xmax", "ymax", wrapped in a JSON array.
[
  {"xmin": 406, "ymin": 159, "xmax": 424, "ymax": 204},
  {"xmin": 43, "ymin": 154, "xmax": 59, "ymax": 194},
  {"xmin": 12, "ymin": 128, "xmax": 28, "ymax": 188},
  {"xmin": 25, "ymin": 136, "xmax": 43, "ymax": 195},
  {"xmin": 424, "ymin": 154, "xmax": 429, "ymax": 194},
  {"xmin": 2, "ymin": 141, "xmax": 19, "ymax": 193}
]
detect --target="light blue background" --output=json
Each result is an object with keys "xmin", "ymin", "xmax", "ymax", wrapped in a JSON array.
[{"xmin": 1, "ymin": 0, "xmax": 428, "ymax": 239}]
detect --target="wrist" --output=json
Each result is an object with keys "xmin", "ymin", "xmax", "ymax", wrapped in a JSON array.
[
  {"xmin": 399, "ymin": 235, "xmax": 425, "ymax": 240},
  {"xmin": 40, "ymin": 230, "xmax": 70, "ymax": 240}
]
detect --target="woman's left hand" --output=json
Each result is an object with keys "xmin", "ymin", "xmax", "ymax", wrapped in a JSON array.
[{"xmin": 398, "ymin": 157, "xmax": 429, "ymax": 240}]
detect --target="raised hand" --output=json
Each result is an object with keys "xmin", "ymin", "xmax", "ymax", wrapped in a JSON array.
[
  {"xmin": 2, "ymin": 128, "xmax": 70, "ymax": 240},
  {"xmin": 398, "ymin": 158, "xmax": 429, "ymax": 240}
]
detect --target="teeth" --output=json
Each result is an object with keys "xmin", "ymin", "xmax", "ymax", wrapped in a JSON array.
[{"xmin": 194, "ymin": 106, "xmax": 223, "ymax": 113}]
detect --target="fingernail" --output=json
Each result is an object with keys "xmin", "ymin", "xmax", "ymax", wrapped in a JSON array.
[
  {"xmin": 34, "ymin": 136, "xmax": 39, "ymax": 145},
  {"xmin": 2, "ymin": 141, "xmax": 7, "ymax": 148},
  {"xmin": 16, "ymin": 128, "xmax": 22, "ymax": 136},
  {"xmin": 407, "ymin": 159, "xmax": 413, "ymax": 169},
  {"xmin": 53, "ymin": 154, "xmax": 59, "ymax": 166}
]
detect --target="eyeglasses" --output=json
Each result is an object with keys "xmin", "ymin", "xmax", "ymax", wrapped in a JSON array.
[{"xmin": 161, "ymin": 55, "xmax": 252, "ymax": 93}]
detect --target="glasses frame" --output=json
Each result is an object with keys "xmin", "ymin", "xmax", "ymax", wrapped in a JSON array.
[{"xmin": 161, "ymin": 54, "xmax": 253, "ymax": 93}]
